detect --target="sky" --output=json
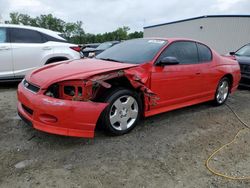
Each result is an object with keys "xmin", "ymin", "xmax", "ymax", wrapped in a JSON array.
[{"xmin": 0, "ymin": 0, "xmax": 250, "ymax": 34}]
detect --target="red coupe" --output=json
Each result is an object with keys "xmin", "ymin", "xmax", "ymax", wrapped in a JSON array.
[{"xmin": 17, "ymin": 38, "xmax": 241, "ymax": 138}]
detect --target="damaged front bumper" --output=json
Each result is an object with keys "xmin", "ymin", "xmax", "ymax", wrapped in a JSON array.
[{"xmin": 17, "ymin": 82, "xmax": 108, "ymax": 138}]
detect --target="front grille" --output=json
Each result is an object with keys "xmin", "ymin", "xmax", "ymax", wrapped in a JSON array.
[
  {"xmin": 240, "ymin": 64, "xmax": 250, "ymax": 74},
  {"xmin": 22, "ymin": 104, "xmax": 34, "ymax": 115},
  {"xmin": 23, "ymin": 79, "xmax": 40, "ymax": 93}
]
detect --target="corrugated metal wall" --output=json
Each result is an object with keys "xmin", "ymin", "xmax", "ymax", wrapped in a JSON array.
[{"xmin": 144, "ymin": 17, "xmax": 250, "ymax": 54}]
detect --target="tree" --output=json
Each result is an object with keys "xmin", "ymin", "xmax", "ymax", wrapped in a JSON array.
[
  {"xmin": 36, "ymin": 14, "xmax": 65, "ymax": 32},
  {"xmin": 7, "ymin": 12, "xmax": 143, "ymax": 44}
]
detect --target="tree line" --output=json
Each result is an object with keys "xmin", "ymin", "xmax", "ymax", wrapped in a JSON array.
[{"xmin": 5, "ymin": 12, "xmax": 143, "ymax": 44}]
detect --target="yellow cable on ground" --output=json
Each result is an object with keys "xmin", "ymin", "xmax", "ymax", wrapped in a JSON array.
[{"xmin": 205, "ymin": 104, "xmax": 250, "ymax": 180}]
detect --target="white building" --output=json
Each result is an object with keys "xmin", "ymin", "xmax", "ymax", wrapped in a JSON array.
[{"xmin": 144, "ymin": 15, "xmax": 250, "ymax": 54}]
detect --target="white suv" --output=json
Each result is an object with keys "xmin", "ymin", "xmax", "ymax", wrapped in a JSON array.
[{"xmin": 0, "ymin": 24, "xmax": 81, "ymax": 81}]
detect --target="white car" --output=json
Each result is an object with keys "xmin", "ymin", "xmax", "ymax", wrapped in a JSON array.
[{"xmin": 0, "ymin": 24, "xmax": 81, "ymax": 81}]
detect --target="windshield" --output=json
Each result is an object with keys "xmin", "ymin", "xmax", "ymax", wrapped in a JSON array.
[
  {"xmin": 96, "ymin": 39, "xmax": 167, "ymax": 64},
  {"xmin": 96, "ymin": 42, "xmax": 113, "ymax": 50},
  {"xmin": 235, "ymin": 44, "xmax": 250, "ymax": 57}
]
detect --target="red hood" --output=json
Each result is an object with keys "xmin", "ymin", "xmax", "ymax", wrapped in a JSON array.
[{"xmin": 27, "ymin": 58, "xmax": 138, "ymax": 87}]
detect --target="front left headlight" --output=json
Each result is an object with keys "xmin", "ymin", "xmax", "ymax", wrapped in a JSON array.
[{"xmin": 44, "ymin": 80, "xmax": 84, "ymax": 101}]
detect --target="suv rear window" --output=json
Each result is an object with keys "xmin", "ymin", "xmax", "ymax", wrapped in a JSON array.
[
  {"xmin": 0, "ymin": 28, "xmax": 7, "ymax": 43},
  {"xmin": 42, "ymin": 33, "xmax": 67, "ymax": 43},
  {"xmin": 10, "ymin": 28, "xmax": 43, "ymax": 43}
]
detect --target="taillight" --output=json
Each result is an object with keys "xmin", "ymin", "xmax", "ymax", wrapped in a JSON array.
[{"xmin": 70, "ymin": 46, "xmax": 81, "ymax": 52}]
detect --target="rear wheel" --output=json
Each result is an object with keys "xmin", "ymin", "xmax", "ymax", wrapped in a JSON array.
[
  {"xmin": 101, "ymin": 88, "xmax": 142, "ymax": 136},
  {"xmin": 213, "ymin": 77, "xmax": 230, "ymax": 105}
]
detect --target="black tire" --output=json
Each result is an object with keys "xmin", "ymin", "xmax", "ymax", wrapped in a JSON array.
[
  {"xmin": 100, "ymin": 87, "xmax": 142, "ymax": 136},
  {"xmin": 213, "ymin": 77, "xmax": 230, "ymax": 106}
]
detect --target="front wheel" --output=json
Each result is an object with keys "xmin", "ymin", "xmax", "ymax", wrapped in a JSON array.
[
  {"xmin": 213, "ymin": 77, "xmax": 230, "ymax": 105},
  {"xmin": 101, "ymin": 88, "xmax": 142, "ymax": 136}
]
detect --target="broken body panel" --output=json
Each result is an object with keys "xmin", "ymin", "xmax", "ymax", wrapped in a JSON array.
[{"xmin": 17, "ymin": 60, "xmax": 156, "ymax": 138}]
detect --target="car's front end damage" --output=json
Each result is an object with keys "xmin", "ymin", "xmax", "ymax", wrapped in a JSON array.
[
  {"xmin": 18, "ymin": 78, "xmax": 108, "ymax": 138},
  {"xmin": 17, "ymin": 60, "xmax": 156, "ymax": 138}
]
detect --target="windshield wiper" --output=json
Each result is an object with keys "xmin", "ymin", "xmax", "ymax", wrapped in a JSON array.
[{"xmin": 98, "ymin": 58, "xmax": 121, "ymax": 63}]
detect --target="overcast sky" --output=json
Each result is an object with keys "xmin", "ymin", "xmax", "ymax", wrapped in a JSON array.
[{"xmin": 0, "ymin": 0, "xmax": 249, "ymax": 34}]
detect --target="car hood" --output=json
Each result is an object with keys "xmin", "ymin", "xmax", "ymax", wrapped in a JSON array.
[
  {"xmin": 27, "ymin": 58, "xmax": 138, "ymax": 88},
  {"xmin": 236, "ymin": 56, "xmax": 250, "ymax": 65}
]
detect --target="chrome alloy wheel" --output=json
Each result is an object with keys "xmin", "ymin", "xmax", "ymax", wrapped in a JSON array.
[
  {"xmin": 216, "ymin": 80, "xmax": 229, "ymax": 104},
  {"xmin": 109, "ymin": 95, "xmax": 139, "ymax": 131}
]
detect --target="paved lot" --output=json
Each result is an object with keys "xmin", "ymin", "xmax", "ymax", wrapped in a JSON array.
[{"xmin": 0, "ymin": 83, "xmax": 250, "ymax": 188}]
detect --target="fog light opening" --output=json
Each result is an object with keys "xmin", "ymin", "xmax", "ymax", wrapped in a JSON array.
[{"xmin": 39, "ymin": 114, "xmax": 58, "ymax": 123}]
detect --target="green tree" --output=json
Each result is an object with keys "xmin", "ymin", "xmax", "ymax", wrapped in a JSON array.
[{"xmin": 7, "ymin": 12, "xmax": 143, "ymax": 44}]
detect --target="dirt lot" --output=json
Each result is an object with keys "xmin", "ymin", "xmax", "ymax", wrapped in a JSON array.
[{"xmin": 0, "ymin": 83, "xmax": 250, "ymax": 188}]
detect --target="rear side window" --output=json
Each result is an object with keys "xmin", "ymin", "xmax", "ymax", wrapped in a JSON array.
[
  {"xmin": 197, "ymin": 43, "xmax": 212, "ymax": 62},
  {"xmin": 10, "ymin": 28, "xmax": 43, "ymax": 43},
  {"xmin": 42, "ymin": 33, "xmax": 67, "ymax": 43},
  {"xmin": 0, "ymin": 28, "xmax": 7, "ymax": 43},
  {"xmin": 159, "ymin": 41, "xmax": 198, "ymax": 64}
]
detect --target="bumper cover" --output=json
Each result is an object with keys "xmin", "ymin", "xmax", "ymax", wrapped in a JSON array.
[
  {"xmin": 17, "ymin": 83, "xmax": 108, "ymax": 138},
  {"xmin": 239, "ymin": 73, "xmax": 250, "ymax": 87}
]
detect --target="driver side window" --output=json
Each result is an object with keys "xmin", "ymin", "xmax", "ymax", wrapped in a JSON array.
[{"xmin": 157, "ymin": 41, "xmax": 199, "ymax": 64}]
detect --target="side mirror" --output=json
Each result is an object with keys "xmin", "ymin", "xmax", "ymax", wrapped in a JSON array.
[
  {"xmin": 229, "ymin": 52, "xmax": 235, "ymax": 56},
  {"xmin": 157, "ymin": 56, "xmax": 180, "ymax": 66}
]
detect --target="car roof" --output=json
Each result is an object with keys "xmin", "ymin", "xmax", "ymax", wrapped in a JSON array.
[
  {"xmin": 143, "ymin": 37, "xmax": 199, "ymax": 42},
  {"xmin": 0, "ymin": 24, "xmax": 65, "ymax": 41},
  {"xmin": 142, "ymin": 37, "xmax": 210, "ymax": 46},
  {"xmin": 101, "ymin": 41, "xmax": 120, "ymax": 44}
]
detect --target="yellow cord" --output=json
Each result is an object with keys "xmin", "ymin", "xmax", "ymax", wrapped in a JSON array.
[{"xmin": 205, "ymin": 104, "xmax": 250, "ymax": 180}]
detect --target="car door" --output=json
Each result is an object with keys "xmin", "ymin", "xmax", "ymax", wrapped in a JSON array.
[
  {"xmin": 0, "ymin": 27, "xmax": 13, "ymax": 79},
  {"xmin": 150, "ymin": 41, "xmax": 204, "ymax": 109},
  {"xmin": 10, "ymin": 28, "xmax": 47, "ymax": 78}
]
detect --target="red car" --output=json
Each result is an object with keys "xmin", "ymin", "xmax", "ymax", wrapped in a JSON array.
[{"xmin": 17, "ymin": 38, "xmax": 241, "ymax": 138}]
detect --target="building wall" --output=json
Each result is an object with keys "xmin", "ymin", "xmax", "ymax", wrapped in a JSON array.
[{"xmin": 144, "ymin": 17, "xmax": 250, "ymax": 54}]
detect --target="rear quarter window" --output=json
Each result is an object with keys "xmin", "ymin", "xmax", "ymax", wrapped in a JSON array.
[
  {"xmin": 197, "ymin": 43, "xmax": 212, "ymax": 62},
  {"xmin": 42, "ymin": 33, "xmax": 67, "ymax": 43}
]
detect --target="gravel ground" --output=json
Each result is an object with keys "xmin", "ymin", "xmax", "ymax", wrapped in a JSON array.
[{"xmin": 0, "ymin": 83, "xmax": 250, "ymax": 188}]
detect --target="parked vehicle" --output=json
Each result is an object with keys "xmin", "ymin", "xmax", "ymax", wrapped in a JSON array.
[
  {"xmin": 81, "ymin": 41, "xmax": 120, "ymax": 58},
  {"xmin": 17, "ymin": 38, "xmax": 241, "ymax": 138},
  {"xmin": 80, "ymin": 43, "xmax": 100, "ymax": 58},
  {"xmin": 0, "ymin": 24, "xmax": 81, "ymax": 81},
  {"xmin": 84, "ymin": 43, "xmax": 101, "ymax": 49},
  {"xmin": 229, "ymin": 43, "xmax": 250, "ymax": 87}
]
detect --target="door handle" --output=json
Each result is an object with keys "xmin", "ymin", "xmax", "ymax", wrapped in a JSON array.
[
  {"xmin": 0, "ymin": 46, "xmax": 10, "ymax": 50},
  {"xmin": 196, "ymin": 72, "xmax": 201, "ymax": 75},
  {"xmin": 43, "ymin": 46, "xmax": 52, "ymax": 50}
]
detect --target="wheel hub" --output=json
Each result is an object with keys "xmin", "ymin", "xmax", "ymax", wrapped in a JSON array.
[
  {"xmin": 109, "ymin": 95, "xmax": 139, "ymax": 131},
  {"xmin": 216, "ymin": 80, "xmax": 229, "ymax": 104},
  {"xmin": 120, "ymin": 108, "xmax": 128, "ymax": 118}
]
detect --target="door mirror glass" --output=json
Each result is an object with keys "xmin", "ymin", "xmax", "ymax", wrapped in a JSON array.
[{"xmin": 157, "ymin": 56, "xmax": 179, "ymax": 66}]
